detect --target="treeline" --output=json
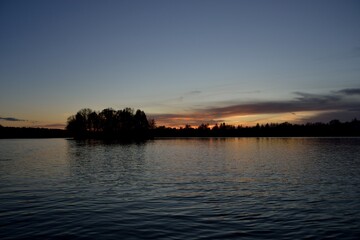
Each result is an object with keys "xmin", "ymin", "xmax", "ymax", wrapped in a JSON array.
[
  {"xmin": 0, "ymin": 125, "xmax": 68, "ymax": 138},
  {"xmin": 1, "ymin": 108, "xmax": 359, "ymax": 139},
  {"xmin": 154, "ymin": 119, "xmax": 360, "ymax": 137},
  {"xmin": 66, "ymin": 108, "xmax": 153, "ymax": 140}
]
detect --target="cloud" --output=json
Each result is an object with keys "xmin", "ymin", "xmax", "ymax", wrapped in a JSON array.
[
  {"xmin": 298, "ymin": 109, "xmax": 360, "ymax": 123},
  {"xmin": 186, "ymin": 90, "xmax": 201, "ymax": 95},
  {"xmin": 179, "ymin": 90, "xmax": 202, "ymax": 101},
  {"xmin": 335, "ymin": 88, "xmax": 360, "ymax": 96},
  {"xmin": 293, "ymin": 91, "xmax": 342, "ymax": 104},
  {"xmin": 31, "ymin": 123, "xmax": 67, "ymax": 129},
  {"xmin": 202, "ymin": 89, "xmax": 359, "ymax": 118},
  {"xmin": 152, "ymin": 88, "xmax": 360, "ymax": 126},
  {"xmin": 155, "ymin": 90, "xmax": 202, "ymax": 105},
  {"xmin": 42, "ymin": 123, "xmax": 66, "ymax": 129},
  {"xmin": 0, "ymin": 117, "xmax": 27, "ymax": 122}
]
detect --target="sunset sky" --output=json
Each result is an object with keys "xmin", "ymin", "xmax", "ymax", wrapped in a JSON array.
[{"xmin": 1, "ymin": 0, "xmax": 360, "ymax": 128}]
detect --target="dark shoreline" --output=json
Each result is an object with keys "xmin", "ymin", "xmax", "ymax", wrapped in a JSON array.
[
  {"xmin": 0, "ymin": 127, "xmax": 69, "ymax": 139},
  {"xmin": 1, "ymin": 118, "xmax": 360, "ymax": 139}
]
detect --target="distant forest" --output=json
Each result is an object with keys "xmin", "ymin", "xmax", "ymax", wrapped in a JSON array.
[
  {"xmin": 0, "ymin": 126, "xmax": 68, "ymax": 139},
  {"xmin": 1, "ymin": 107, "xmax": 360, "ymax": 139},
  {"xmin": 154, "ymin": 119, "xmax": 360, "ymax": 137}
]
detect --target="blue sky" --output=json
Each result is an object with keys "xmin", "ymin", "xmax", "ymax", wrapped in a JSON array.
[{"xmin": 1, "ymin": 0, "xmax": 359, "ymax": 128}]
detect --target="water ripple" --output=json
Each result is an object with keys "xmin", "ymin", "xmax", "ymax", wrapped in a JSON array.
[{"xmin": 0, "ymin": 138, "xmax": 360, "ymax": 239}]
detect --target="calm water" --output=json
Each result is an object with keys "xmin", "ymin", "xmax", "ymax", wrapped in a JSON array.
[{"xmin": 1, "ymin": 138, "xmax": 360, "ymax": 239}]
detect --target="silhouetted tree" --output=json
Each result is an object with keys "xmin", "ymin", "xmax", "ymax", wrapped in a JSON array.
[
  {"xmin": 88, "ymin": 111, "xmax": 100, "ymax": 132},
  {"xmin": 99, "ymin": 108, "xmax": 116, "ymax": 136},
  {"xmin": 148, "ymin": 119, "xmax": 156, "ymax": 130}
]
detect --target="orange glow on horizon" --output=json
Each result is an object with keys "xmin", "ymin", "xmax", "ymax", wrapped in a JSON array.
[{"xmin": 154, "ymin": 110, "xmax": 335, "ymax": 129}]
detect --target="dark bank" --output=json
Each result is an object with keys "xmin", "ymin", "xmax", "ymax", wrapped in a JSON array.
[{"xmin": 1, "ymin": 108, "xmax": 359, "ymax": 139}]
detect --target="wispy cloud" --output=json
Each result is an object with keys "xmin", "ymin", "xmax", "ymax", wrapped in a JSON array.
[
  {"xmin": 202, "ymin": 88, "xmax": 360, "ymax": 117},
  {"xmin": 33, "ymin": 123, "xmax": 66, "ymax": 129},
  {"xmin": 152, "ymin": 88, "xmax": 360, "ymax": 127},
  {"xmin": 186, "ymin": 90, "xmax": 202, "ymax": 95},
  {"xmin": 300, "ymin": 110, "xmax": 360, "ymax": 123},
  {"xmin": 0, "ymin": 117, "xmax": 27, "ymax": 122},
  {"xmin": 293, "ymin": 91, "xmax": 342, "ymax": 104},
  {"xmin": 335, "ymin": 88, "xmax": 360, "ymax": 96}
]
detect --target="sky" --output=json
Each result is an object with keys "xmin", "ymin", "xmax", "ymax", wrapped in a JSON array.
[{"xmin": 1, "ymin": 0, "xmax": 360, "ymax": 128}]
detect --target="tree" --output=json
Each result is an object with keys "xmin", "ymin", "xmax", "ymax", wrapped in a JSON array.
[
  {"xmin": 148, "ymin": 119, "xmax": 156, "ymax": 130},
  {"xmin": 99, "ymin": 108, "xmax": 116, "ymax": 135},
  {"xmin": 88, "ymin": 111, "xmax": 100, "ymax": 132},
  {"xmin": 134, "ymin": 109, "xmax": 149, "ymax": 130}
]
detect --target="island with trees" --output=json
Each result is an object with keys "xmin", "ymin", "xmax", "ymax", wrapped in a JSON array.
[{"xmin": 66, "ymin": 108, "xmax": 153, "ymax": 140}]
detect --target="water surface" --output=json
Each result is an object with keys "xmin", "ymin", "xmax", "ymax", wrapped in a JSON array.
[{"xmin": 1, "ymin": 138, "xmax": 359, "ymax": 239}]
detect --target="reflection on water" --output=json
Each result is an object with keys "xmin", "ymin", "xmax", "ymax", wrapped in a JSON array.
[{"xmin": 1, "ymin": 138, "xmax": 360, "ymax": 239}]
